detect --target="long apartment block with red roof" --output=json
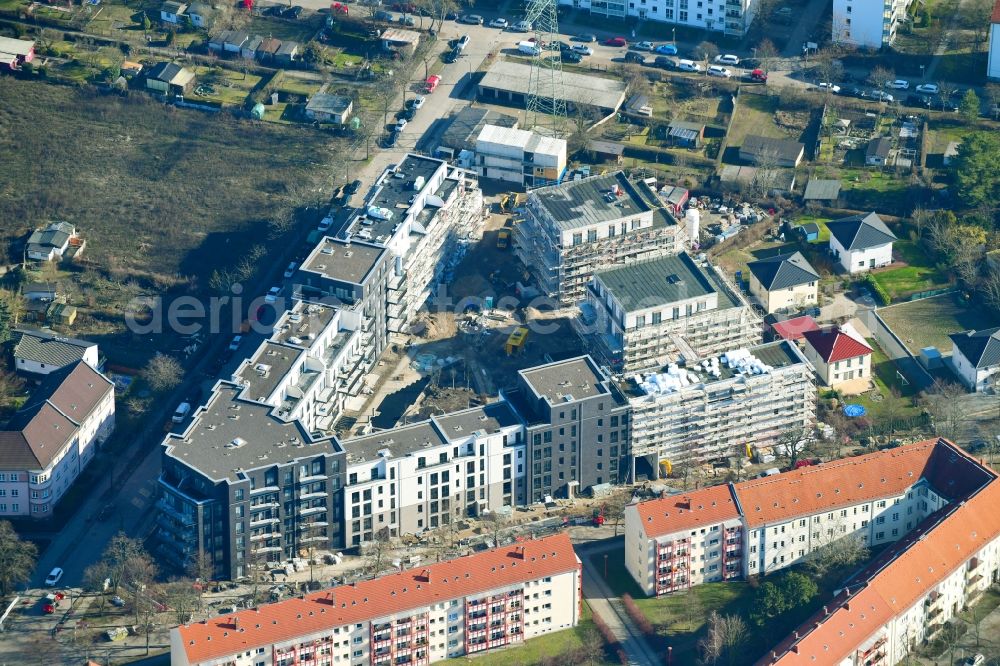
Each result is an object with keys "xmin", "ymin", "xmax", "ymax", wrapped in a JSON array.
[
  {"xmin": 170, "ymin": 533, "xmax": 581, "ymax": 666},
  {"xmin": 625, "ymin": 438, "xmax": 1000, "ymax": 664}
]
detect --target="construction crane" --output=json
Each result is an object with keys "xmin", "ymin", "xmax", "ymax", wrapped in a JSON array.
[{"xmin": 523, "ymin": 0, "xmax": 567, "ymax": 134}]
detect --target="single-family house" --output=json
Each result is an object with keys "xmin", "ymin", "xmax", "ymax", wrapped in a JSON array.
[
  {"xmin": 160, "ymin": 1, "xmax": 187, "ymax": 24},
  {"xmin": 207, "ymin": 30, "xmax": 247, "ymax": 54},
  {"xmin": 826, "ymin": 211, "xmax": 896, "ymax": 274},
  {"xmin": 746, "ymin": 251, "xmax": 820, "ymax": 314},
  {"xmin": 186, "ymin": 1, "xmax": 214, "ymax": 28},
  {"xmin": 0, "ymin": 36, "xmax": 35, "ymax": 70},
  {"xmin": 802, "ymin": 178, "xmax": 841, "ymax": 203},
  {"xmin": 12, "ymin": 328, "xmax": 101, "ymax": 377},
  {"xmin": 256, "ymin": 37, "xmax": 282, "ymax": 63},
  {"xmin": 305, "ymin": 92, "xmax": 353, "ymax": 123},
  {"xmin": 865, "ymin": 137, "xmax": 892, "ymax": 167},
  {"xmin": 949, "ymin": 327, "xmax": 1000, "ymax": 392},
  {"xmin": 145, "ymin": 62, "xmax": 196, "ymax": 96},
  {"xmin": 23, "ymin": 283, "xmax": 59, "ymax": 303},
  {"xmin": 802, "ymin": 325, "xmax": 873, "ymax": 391},
  {"xmin": 739, "ymin": 135, "xmax": 805, "ymax": 167},
  {"xmin": 667, "ymin": 120, "xmax": 704, "ymax": 148},
  {"xmin": 381, "ymin": 28, "xmax": 420, "ymax": 55},
  {"xmin": 26, "ymin": 221, "xmax": 77, "ymax": 262},
  {"xmin": 241, "ymin": 35, "xmax": 263, "ymax": 60},
  {"xmin": 275, "ymin": 40, "xmax": 300, "ymax": 65}
]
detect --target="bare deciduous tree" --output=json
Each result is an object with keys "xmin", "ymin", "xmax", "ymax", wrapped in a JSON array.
[
  {"xmin": 867, "ymin": 66, "xmax": 895, "ymax": 92},
  {"xmin": 141, "ymin": 353, "xmax": 183, "ymax": 392},
  {"xmin": 699, "ymin": 611, "xmax": 749, "ymax": 666},
  {"xmin": 923, "ymin": 378, "xmax": 970, "ymax": 442}
]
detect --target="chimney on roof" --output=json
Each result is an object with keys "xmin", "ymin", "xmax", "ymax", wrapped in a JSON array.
[
  {"xmin": 823, "ymin": 606, "xmax": 829, "ymax": 616},
  {"xmin": 233, "ymin": 616, "xmax": 239, "ymax": 628},
  {"xmin": 793, "ymin": 631, "xmax": 799, "ymax": 639},
  {"xmin": 513, "ymin": 546, "xmax": 526, "ymax": 559},
  {"xmin": 323, "ymin": 591, "xmax": 336, "ymax": 605}
]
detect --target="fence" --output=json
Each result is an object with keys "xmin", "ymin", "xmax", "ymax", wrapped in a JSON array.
[
  {"xmin": 861, "ymin": 307, "xmax": 935, "ymax": 392},
  {"xmin": 909, "ymin": 287, "xmax": 954, "ymax": 302}
]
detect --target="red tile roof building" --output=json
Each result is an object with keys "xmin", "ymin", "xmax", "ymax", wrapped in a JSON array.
[
  {"xmin": 625, "ymin": 439, "xmax": 1000, "ymax": 665},
  {"xmin": 170, "ymin": 533, "xmax": 581, "ymax": 666},
  {"xmin": 801, "ymin": 326, "xmax": 873, "ymax": 389}
]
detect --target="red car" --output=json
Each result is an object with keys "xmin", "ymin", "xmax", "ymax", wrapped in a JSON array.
[
  {"xmin": 331, "ymin": 1, "xmax": 348, "ymax": 13},
  {"xmin": 604, "ymin": 37, "xmax": 627, "ymax": 47}
]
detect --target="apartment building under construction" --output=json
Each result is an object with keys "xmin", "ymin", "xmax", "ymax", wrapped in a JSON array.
[
  {"xmin": 581, "ymin": 253, "xmax": 761, "ymax": 374},
  {"xmin": 513, "ymin": 172, "xmax": 684, "ymax": 307},
  {"xmin": 623, "ymin": 340, "xmax": 816, "ymax": 477}
]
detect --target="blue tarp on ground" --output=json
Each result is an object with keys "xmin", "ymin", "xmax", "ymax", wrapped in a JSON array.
[{"xmin": 843, "ymin": 404, "xmax": 867, "ymax": 417}]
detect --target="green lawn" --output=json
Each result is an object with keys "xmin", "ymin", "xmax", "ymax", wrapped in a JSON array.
[
  {"xmin": 878, "ymin": 293, "xmax": 1000, "ymax": 355},
  {"xmin": 790, "ymin": 215, "xmax": 832, "ymax": 243},
  {"xmin": 248, "ymin": 14, "xmax": 323, "ymax": 42},
  {"xmin": 849, "ymin": 339, "xmax": 923, "ymax": 419},
  {"xmin": 870, "ymin": 240, "xmax": 950, "ymax": 302},
  {"xmin": 437, "ymin": 604, "xmax": 615, "ymax": 666},
  {"xmin": 729, "ymin": 93, "xmax": 786, "ymax": 146}
]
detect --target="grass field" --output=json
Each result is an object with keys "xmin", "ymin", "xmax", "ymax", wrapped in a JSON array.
[
  {"xmin": 0, "ymin": 78, "xmax": 340, "ymax": 283},
  {"xmin": 728, "ymin": 93, "xmax": 787, "ymax": 145},
  {"xmin": 852, "ymin": 339, "xmax": 923, "ymax": 419},
  {"xmin": 877, "ymin": 293, "xmax": 999, "ymax": 355},
  {"xmin": 790, "ymin": 215, "xmax": 832, "ymax": 243},
  {"xmin": 870, "ymin": 240, "xmax": 951, "ymax": 302}
]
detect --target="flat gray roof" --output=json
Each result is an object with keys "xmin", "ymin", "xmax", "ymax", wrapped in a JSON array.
[
  {"xmin": 595, "ymin": 253, "xmax": 717, "ymax": 311},
  {"xmin": 433, "ymin": 401, "xmax": 521, "ymax": 440},
  {"xmin": 302, "ymin": 237, "xmax": 386, "ymax": 285},
  {"xmin": 440, "ymin": 106, "xmax": 517, "ymax": 152},
  {"xmin": 235, "ymin": 341, "xmax": 300, "ymax": 402},
  {"xmin": 348, "ymin": 154, "xmax": 444, "ymax": 240},
  {"xmin": 165, "ymin": 385, "xmax": 335, "ymax": 482},
  {"xmin": 803, "ymin": 179, "xmax": 841, "ymax": 201},
  {"xmin": 479, "ymin": 60, "xmax": 627, "ymax": 112},
  {"xmin": 343, "ymin": 421, "xmax": 446, "ymax": 466},
  {"xmin": 531, "ymin": 172, "xmax": 651, "ymax": 232},
  {"xmin": 272, "ymin": 302, "xmax": 337, "ymax": 347},
  {"xmin": 519, "ymin": 356, "xmax": 607, "ymax": 403}
]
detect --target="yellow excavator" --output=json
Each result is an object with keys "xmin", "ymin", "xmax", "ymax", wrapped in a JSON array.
[{"xmin": 500, "ymin": 192, "xmax": 526, "ymax": 213}]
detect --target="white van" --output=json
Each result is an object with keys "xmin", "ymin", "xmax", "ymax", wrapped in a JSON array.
[
  {"xmin": 172, "ymin": 402, "xmax": 192, "ymax": 423},
  {"xmin": 517, "ymin": 41, "xmax": 541, "ymax": 56}
]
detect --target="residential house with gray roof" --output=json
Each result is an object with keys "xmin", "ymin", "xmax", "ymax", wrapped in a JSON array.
[
  {"xmin": 13, "ymin": 328, "xmax": 101, "ymax": 377},
  {"xmin": 746, "ymin": 251, "xmax": 820, "ymax": 314},
  {"xmin": 26, "ymin": 221, "xmax": 79, "ymax": 262},
  {"xmin": 0, "ymin": 361, "xmax": 114, "ymax": 517},
  {"xmin": 949, "ymin": 327, "xmax": 1000, "ymax": 392},
  {"xmin": 826, "ymin": 212, "xmax": 896, "ymax": 273}
]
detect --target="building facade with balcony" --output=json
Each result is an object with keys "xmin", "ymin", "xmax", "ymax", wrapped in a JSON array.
[
  {"xmin": 169, "ymin": 533, "xmax": 581, "ymax": 666},
  {"xmin": 832, "ymin": 0, "xmax": 913, "ymax": 48},
  {"xmin": 514, "ymin": 172, "xmax": 683, "ymax": 307},
  {"xmin": 473, "ymin": 124, "xmax": 567, "ymax": 188},
  {"xmin": 623, "ymin": 340, "xmax": 815, "ymax": 477},
  {"xmin": 560, "ymin": 0, "xmax": 756, "ymax": 37},
  {"xmin": 340, "ymin": 401, "xmax": 526, "ymax": 547},
  {"xmin": 626, "ymin": 438, "xmax": 1000, "ymax": 666},
  {"xmin": 581, "ymin": 253, "xmax": 760, "ymax": 374}
]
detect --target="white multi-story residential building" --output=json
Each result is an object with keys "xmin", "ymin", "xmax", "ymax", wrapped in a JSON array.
[
  {"xmin": 169, "ymin": 533, "xmax": 581, "ymax": 666},
  {"xmin": 582, "ymin": 253, "xmax": 760, "ymax": 373},
  {"xmin": 559, "ymin": 0, "xmax": 757, "ymax": 37},
  {"xmin": 625, "ymin": 438, "xmax": 1000, "ymax": 666},
  {"xmin": 340, "ymin": 402, "xmax": 526, "ymax": 546},
  {"xmin": 949, "ymin": 327, "xmax": 1000, "ymax": 392},
  {"xmin": 624, "ymin": 340, "xmax": 815, "ymax": 477},
  {"xmin": 473, "ymin": 124, "xmax": 567, "ymax": 188},
  {"xmin": 827, "ymin": 212, "xmax": 896, "ymax": 274},
  {"xmin": 833, "ymin": 0, "xmax": 913, "ymax": 48},
  {"xmin": 0, "ymin": 361, "xmax": 115, "ymax": 517},
  {"xmin": 340, "ymin": 154, "xmax": 485, "ymax": 332},
  {"xmin": 515, "ymin": 172, "xmax": 684, "ymax": 307}
]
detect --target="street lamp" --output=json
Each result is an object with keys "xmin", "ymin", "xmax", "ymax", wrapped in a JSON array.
[
  {"xmin": 919, "ymin": 64, "xmax": 925, "ymax": 79},
  {"xmin": 672, "ymin": 27, "xmax": 676, "ymax": 44}
]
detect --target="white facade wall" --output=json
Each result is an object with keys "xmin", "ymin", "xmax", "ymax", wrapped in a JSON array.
[
  {"xmin": 560, "ymin": 0, "xmax": 755, "ymax": 35},
  {"xmin": 950, "ymin": 343, "xmax": 998, "ymax": 392},
  {"xmin": 748, "ymin": 277, "xmax": 817, "ymax": 314},
  {"xmin": 832, "ymin": 0, "xmax": 888, "ymax": 48},
  {"xmin": 990, "ymin": 24, "xmax": 1000, "ymax": 80},
  {"xmin": 830, "ymin": 235, "xmax": 893, "ymax": 274}
]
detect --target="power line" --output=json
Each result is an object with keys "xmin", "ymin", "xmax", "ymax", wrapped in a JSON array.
[{"xmin": 524, "ymin": 0, "xmax": 568, "ymax": 134}]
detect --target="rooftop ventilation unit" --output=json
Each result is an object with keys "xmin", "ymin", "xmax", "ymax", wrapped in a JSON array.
[{"xmin": 666, "ymin": 274, "xmax": 683, "ymax": 285}]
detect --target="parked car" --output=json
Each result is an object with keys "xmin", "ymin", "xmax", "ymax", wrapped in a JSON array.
[
  {"xmin": 963, "ymin": 656, "xmax": 985, "ymax": 666},
  {"xmin": 817, "ymin": 82, "xmax": 841, "ymax": 93},
  {"xmin": 905, "ymin": 94, "xmax": 933, "ymax": 108},
  {"xmin": 111, "ymin": 596, "xmax": 126, "ymax": 607},
  {"xmin": 45, "ymin": 568, "xmax": 64, "ymax": 586},
  {"xmin": 406, "ymin": 95, "xmax": 425, "ymax": 110},
  {"xmin": 747, "ymin": 68, "xmax": 768, "ymax": 83},
  {"xmin": 384, "ymin": 130, "xmax": 399, "ymax": 148},
  {"xmin": 397, "ymin": 14, "xmax": 415, "ymax": 25},
  {"xmin": 604, "ymin": 36, "xmax": 627, "ymax": 46},
  {"xmin": 633, "ymin": 40, "xmax": 654, "ymax": 51},
  {"xmin": 172, "ymin": 402, "xmax": 192, "ymax": 423},
  {"xmin": 571, "ymin": 44, "xmax": 593, "ymax": 55},
  {"xmin": 228, "ymin": 335, "xmax": 243, "ymax": 351},
  {"xmin": 654, "ymin": 55, "xmax": 676, "ymax": 69},
  {"xmin": 561, "ymin": 51, "xmax": 583, "ymax": 63},
  {"xmin": 707, "ymin": 65, "xmax": 732, "ymax": 78},
  {"xmin": 265, "ymin": 286, "xmax": 281, "ymax": 304},
  {"xmin": 573, "ymin": 33, "xmax": 597, "ymax": 42},
  {"xmin": 283, "ymin": 5, "xmax": 302, "ymax": 18},
  {"xmin": 655, "ymin": 43, "xmax": 678, "ymax": 55},
  {"xmin": 715, "ymin": 54, "xmax": 740, "ymax": 66},
  {"xmin": 424, "ymin": 75, "xmax": 441, "ymax": 93},
  {"xmin": 887, "ymin": 79, "xmax": 909, "ymax": 90},
  {"xmin": 915, "ymin": 83, "xmax": 939, "ymax": 94},
  {"xmin": 489, "ymin": 17, "xmax": 508, "ymax": 28},
  {"xmin": 512, "ymin": 20, "xmax": 532, "ymax": 31},
  {"xmin": 344, "ymin": 179, "xmax": 362, "ymax": 195},
  {"xmin": 398, "ymin": 107, "xmax": 416, "ymax": 121},
  {"xmin": 374, "ymin": 10, "xmax": 393, "ymax": 21},
  {"xmin": 458, "ymin": 14, "xmax": 483, "ymax": 24},
  {"xmin": 624, "ymin": 51, "xmax": 645, "ymax": 63},
  {"xmin": 676, "ymin": 59, "xmax": 702, "ymax": 72},
  {"xmin": 871, "ymin": 90, "xmax": 895, "ymax": 102},
  {"xmin": 444, "ymin": 11, "xmax": 457, "ymax": 20},
  {"xmin": 457, "ymin": 34, "xmax": 470, "ymax": 50},
  {"xmin": 394, "ymin": 118, "xmax": 408, "ymax": 132}
]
